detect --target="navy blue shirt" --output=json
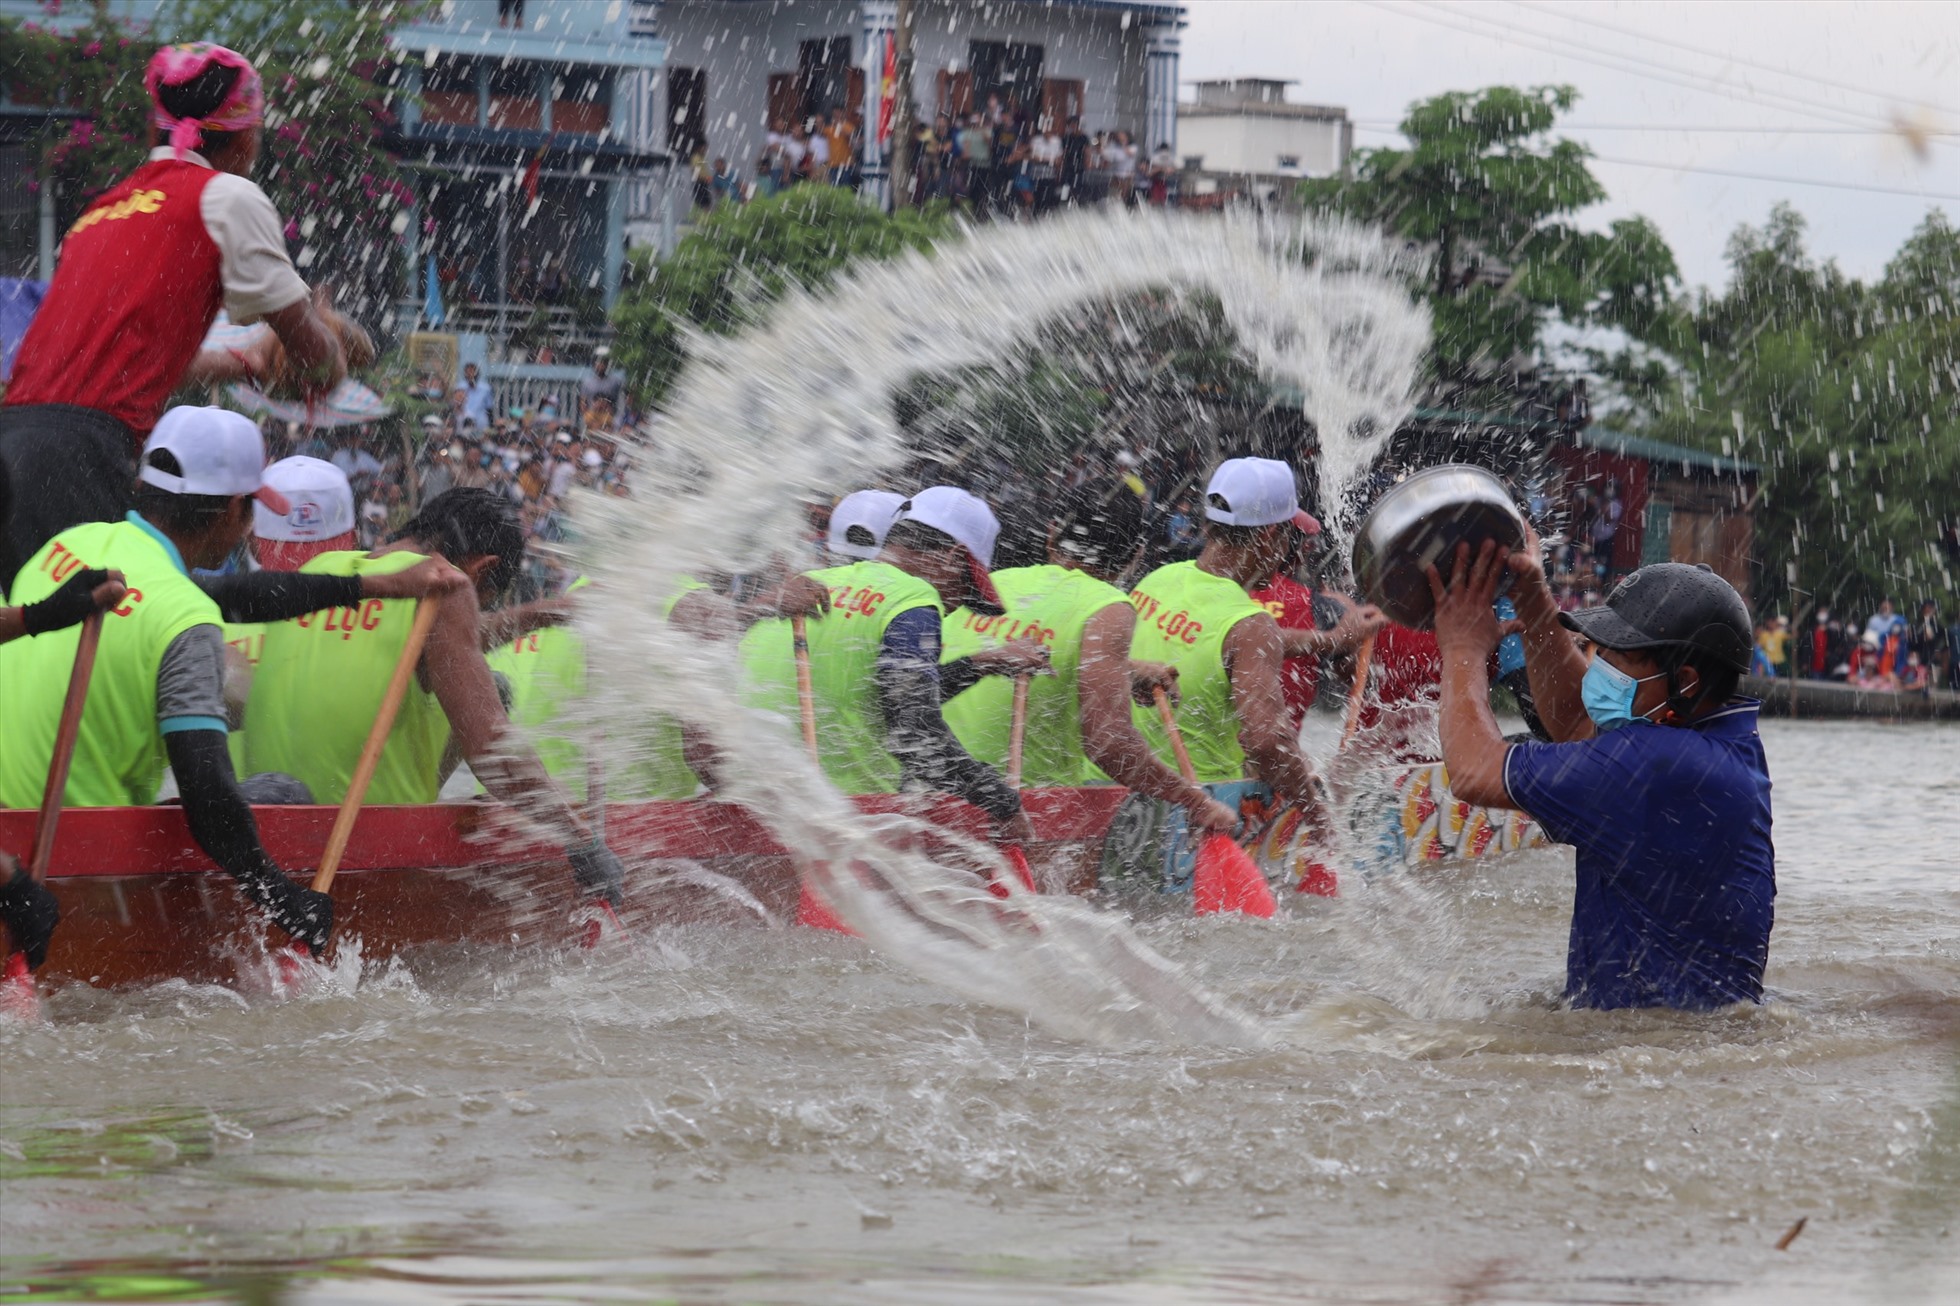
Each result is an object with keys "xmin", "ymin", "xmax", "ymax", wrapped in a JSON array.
[{"xmin": 1502, "ymin": 699, "xmax": 1775, "ymax": 1010}]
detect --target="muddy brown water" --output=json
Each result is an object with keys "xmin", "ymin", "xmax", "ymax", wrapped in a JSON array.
[{"xmin": 3, "ymin": 717, "xmax": 1956, "ymax": 1304}]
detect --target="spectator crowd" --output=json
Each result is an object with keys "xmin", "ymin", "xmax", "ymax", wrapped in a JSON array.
[
  {"xmin": 224, "ymin": 350, "xmax": 635, "ymax": 603},
  {"xmin": 1773, "ymin": 598, "xmax": 1959, "ymax": 694},
  {"xmin": 691, "ymin": 92, "xmax": 1184, "ymax": 220}
]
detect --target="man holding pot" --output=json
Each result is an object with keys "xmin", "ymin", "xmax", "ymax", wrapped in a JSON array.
[{"xmin": 1426, "ymin": 536, "xmax": 1775, "ymax": 1011}]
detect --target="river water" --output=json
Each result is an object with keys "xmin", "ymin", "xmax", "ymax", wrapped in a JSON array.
[{"xmin": 3, "ymin": 715, "xmax": 1956, "ymax": 1305}]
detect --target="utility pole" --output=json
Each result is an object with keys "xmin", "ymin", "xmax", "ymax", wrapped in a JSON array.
[{"xmin": 890, "ymin": 0, "xmax": 915, "ymax": 208}]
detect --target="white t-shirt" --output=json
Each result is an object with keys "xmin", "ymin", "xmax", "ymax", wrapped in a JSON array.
[
  {"xmin": 1030, "ymin": 134, "xmax": 1062, "ymax": 166},
  {"xmin": 147, "ymin": 147, "xmax": 309, "ymax": 325},
  {"xmin": 808, "ymin": 134, "xmax": 831, "ymax": 167},
  {"xmin": 1110, "ymin": 144, "xmax": 1138, "ymax": 178},
  {"xmin": 783, "ymin": 137, "xmax": 808, "ymax": 168}
]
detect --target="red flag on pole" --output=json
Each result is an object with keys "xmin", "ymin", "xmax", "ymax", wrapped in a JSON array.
[
  {"xmin": 877, "ymin": 32, "xmax": 896, "ymax": 145},
  {"xmin": 521, "ymin": 146, "xmax": 545, "ymax": 206}
]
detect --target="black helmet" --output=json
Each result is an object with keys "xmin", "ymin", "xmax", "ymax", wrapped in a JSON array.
[{"xmin": 1560, "ymin": 563, "xmax": 1752, "ymax": 673}]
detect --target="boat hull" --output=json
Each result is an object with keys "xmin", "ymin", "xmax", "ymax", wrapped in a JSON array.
[
  {"xmin": 3, "ymin": 771, "xmax": 1546, "ymax": 989},
  {"xmin": 1, "ymin": 790, "xmax": 1126, "ymax": 988}
]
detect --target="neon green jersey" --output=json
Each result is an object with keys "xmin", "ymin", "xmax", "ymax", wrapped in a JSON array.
[
  {"xmin": 242, "ymin": 549, "xmax": 451, "ymax": 805},
  {"xmin": 483, "ymin": 577, "xmax": 705, "ymax": 801},
  {"xmin": 1127, "ymin": 560, "xmax": 1270, "ymax": 783},
  {"xmin": 0, "ymin": 516, "xmax": 221, "ymax": 807},
  {"xmin": 740, "ymin": 560, "xmax": 941, "ymax": 794},
  {"xmin": 941, "ymin": 564, "xmax": 1131, "ymax": 785},
  {"xmin": 486, "ymin": 578, "xmax": 592, "ymax": 799}
]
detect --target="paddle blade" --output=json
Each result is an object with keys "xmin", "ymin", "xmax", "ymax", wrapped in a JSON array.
[
  {"xmin": 0, "ymin": 951, "xmax": 40, "ymax": 1023},
  {"xmin": 272, "ymin": 942, "xmax": 309, "ymax": 992},
  {"xmin": 796, "ymin": 876, "xmax": 856, "ymax": 934},
  {"xmin": 1295, "ymin": 861, "xmax": 1339, "ymax": 898},
  {"xmin": 988, "ymin": 846, "xmax": 1038, "ymax": 899},
  {"xmin": 1192, "ymin": 833, "xmax": 1277, "ymax": 918}
]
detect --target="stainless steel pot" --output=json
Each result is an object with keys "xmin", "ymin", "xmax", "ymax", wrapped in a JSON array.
[{"xmin": 1351, "ymin": 465, "xmax": 1527, "ymax": 629}]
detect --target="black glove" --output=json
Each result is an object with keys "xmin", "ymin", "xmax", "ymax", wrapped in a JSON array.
[
  {"xmin": 0, "ymin": 863, "xmax": 60, "ymax": 971},
  {"xmin": 236, "ymin": 868, "xmax": 334, "ymax": 957},
  {"xmin": 20, "ymin": 568, "xmax": 113, "ymax": 636},
  {"xmin": 567, "ymin": 841, "xmax": 625, "ymax": 909}
]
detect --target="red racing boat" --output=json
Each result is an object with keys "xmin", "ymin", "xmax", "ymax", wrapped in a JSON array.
[
  {"xmin": 4, "ymin": 766, "xmax": 1543, "ymax": 989},
  {"xmin": 0, "ymin": 789, "xmax": 1127, "ymax": 988}
]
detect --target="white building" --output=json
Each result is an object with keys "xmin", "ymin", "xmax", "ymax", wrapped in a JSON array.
[
  {"xmin": 638, "ymin": 0, "xmax": 1185, "ymax": 216},
  {"xmin": 1177, "ymin": 78, "xmax": 1350, "ymax": 201}
]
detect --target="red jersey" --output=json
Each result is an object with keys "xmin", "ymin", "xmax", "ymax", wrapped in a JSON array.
[
  {"xmin": 1249, "ymin": 573, "xmax": 1319, "ymax": 728},
  {"xmin": 1354, "ymin": 621, "xmax": 1443, "ymax": 733},
  {"xmin": 6, "ymin": 159, "xmax": 225, "ymax": 438}
]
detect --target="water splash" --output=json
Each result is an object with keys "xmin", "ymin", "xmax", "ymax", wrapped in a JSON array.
[{"xmin": 570, "ymin": 210, "xmax": 1431, "ymax": 1047}]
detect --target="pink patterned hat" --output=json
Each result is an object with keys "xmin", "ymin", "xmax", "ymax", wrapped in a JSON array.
[{"xmin": 146, "ymin": 43, "xmax": 264, "ymax": 161}]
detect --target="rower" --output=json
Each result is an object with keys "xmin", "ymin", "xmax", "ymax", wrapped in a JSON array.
[
  {"xmin": 1128, "ymin": 458, "xmax": 1338, "ymax": 859},
  {"xmin": 0, "ymin": 43, "xmax": 348, "ymax": 584},
  {"xmin": 0, "ymin": 568, "xmax": 128, "ymax": 969},
  {"xmin": 0, "ymin": 408, "xmax": 346, "ymax": 953},
  {"xmin": 942, "ymin": 479, "xmax": 1237, "ymax": 833},
  {"xmin": 1247, "ymin": 529, "xmax": 1383, "ymax": 729},
  {"xmin": 220, "ymin": 456, "xmax": 356, "ymax": 777},
  {"xmin": 743, "ymin": 486, "xmax": 1034, "ymax": 847},
  {"xmin": 242, "ymin": 488, "xmax": 629, "ymax": 906},
  {"xmin": 1428, "ymin": 541, "xmax": 1773, "ymax": 1010}
]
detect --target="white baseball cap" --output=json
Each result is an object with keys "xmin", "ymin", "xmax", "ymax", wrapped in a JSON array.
[
  {"xmin": 1203, "ymin": 457, "xmax": 1321, "ymax": 534},
  {"xmin": 140, "ymin": 406, "xmax": 290, "ymax": 515},
  {"xmin": 254, "ymin": 457, "xmax": 355, "ymax": 542},
  {"xmin": 827, "ymin": 489, "xmax": 906, "ymax": 560},
  {"xmin": 890, "ymin": 485, "xmax": 1005, "ymax": 613}
]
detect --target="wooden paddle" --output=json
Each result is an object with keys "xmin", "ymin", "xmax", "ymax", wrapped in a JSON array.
[
  {"xmin": 2, "ymin": 612, "xmax": 103, "ymax": 1017},
  {"xmin": 309, "ymin": 600, "xmax": 439, "ymax": 898},
  {"xmin": 1005, "ymin": 675, "xmax": 1030, "ymax": 790},
  {"xmin": 1152, "ymin": 686, "xmax": 1275, "ymax": 918},
  {"xmin": 993, "ymin": 675, "xmax": 1037, "ymax": 896},
  {"xmin": 790, "ymin": 616, "xmax": 851, "ymax": 932},
  {"xmin": 274, "ymin": 601, "xmax": 438, "ymax": 982},
  {"xmin": 1339, "ymin": 632, "xmax": 1377, "ymax": 753}
]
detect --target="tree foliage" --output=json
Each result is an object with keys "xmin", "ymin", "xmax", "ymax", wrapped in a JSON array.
[
  {"xmin": 1299, "ymin": 85, "xmax": 1680, "ymax": 403},
  {"xmin": 0, "ymin": 0, "xmax": 421, "ymax": 315},
  {"xmin": 611, "ymin": 187, "xmax": 956, "ymax": 405},
  {"xmin": 1638, "ymin": 205, "xmax": 1960, "ymax": 609}
]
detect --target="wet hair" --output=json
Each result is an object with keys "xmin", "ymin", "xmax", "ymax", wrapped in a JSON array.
[
  {"xmin": 132, "ymin": 449, "xmax": 235, "ymax": 533},
  {"xmin": 882, "ymin": 518, "xmax": 959, "ymax": 556},
  {"xmin": 1054, "ymin": 479, "xmax": 1145, "ymax": 572},
  {"xmin": 153, "ymin": 62, "xmax": 244, "ymax": 155},
  {"xmin": 389, "ymin": 488, "xmax": 523, "ymax": 594}
]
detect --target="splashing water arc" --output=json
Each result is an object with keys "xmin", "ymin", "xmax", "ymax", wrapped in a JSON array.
[{"xmin": 572, "ymin": 211, "xmax": 1431, "ymax": 1047}]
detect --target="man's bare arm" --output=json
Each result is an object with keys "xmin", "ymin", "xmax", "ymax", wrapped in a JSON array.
[
  {"xmin": 1077, "ymin": 605, "xmax": 1236, "ymax": 831},
  {"xmin": 420, "ymin": 584, "xmax": 591, "ymax": 846},
  {"xmin": 1509, "ymin": 527, "xmax": 1593, "ymax": 743}
]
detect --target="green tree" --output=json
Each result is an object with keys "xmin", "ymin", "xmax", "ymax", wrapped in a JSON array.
[
  {"xmin": 611, "ymin": 187, "xmax": 955, "ymax": 405},
  {"xmin": 1299, "ymin": 85, "xmax": 1681, "ymax": 404},
  {"xmin": 1641, "ymin": 205, "xmax": 1960, "ymax": 610}
]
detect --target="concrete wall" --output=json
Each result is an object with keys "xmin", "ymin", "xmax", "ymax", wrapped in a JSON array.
[{"xmin": 1178, "ymin": 114, "xmax": 1345, "ymax": 179}]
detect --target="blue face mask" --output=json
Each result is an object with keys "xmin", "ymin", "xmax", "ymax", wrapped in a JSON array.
[{"xmin": 1581, "ymin": 654, "xmax": 1667, "ymax": 731}]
